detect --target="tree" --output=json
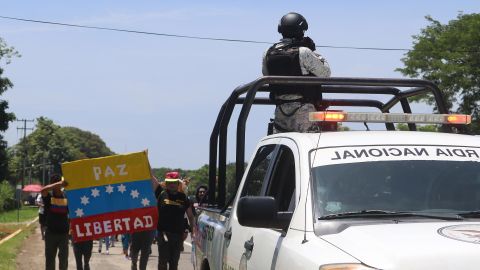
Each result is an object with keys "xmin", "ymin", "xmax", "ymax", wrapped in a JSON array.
[
  {"xmin": 151, "ymin": 162, "xmax": 239, "ymax": 199},
  {"xmin": 0, "ymin": 38, "xmax": 19, "ymax": 180},
  {"xmin": 9, "ymin": 117, "xmax": 114, "ymax": 182},
  {"xmin": 396, "ymin": 123, "xmax": 439, "ymax": 132},
  {"xmin": 397, "ymin": 13, "xmax": 480, "ymax": 133},
  {"xmin": 187, "ymin": 164, "xmax": 209, "ymax": 191},
  {"xmin": 0, "ymin": 180, "xmax": 15, "ymax": 211},
  {"xmin": 60, "ymin": 127, "xmax": 114, "ymax": 159},
  {"xmin": 9, "ymin": 117, "xmax": 79, "ymax": 179},
  {"xmin": 151, "ymin": 167, "xmax": 203, "ymax": 196}
]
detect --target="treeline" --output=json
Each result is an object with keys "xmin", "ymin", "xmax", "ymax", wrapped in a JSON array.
[
  {"xmin": 4, "ymin": 116, "xmax": 237, "ymax": 198},
  {"xmin": 152, "ymin": 163, "xmax": 239, "ymax": 197},
  {"xmin": 6, "ymin": 117, "xmax": 115, "ymax": 185},
  {"xmin": 4, "ymin": 114, "xmax": 236, "ymax": 198}
]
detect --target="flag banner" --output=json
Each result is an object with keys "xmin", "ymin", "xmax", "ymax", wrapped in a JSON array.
[{"xmin": 62, "ymin": 151, "xmax": 158, "ymax": 242}]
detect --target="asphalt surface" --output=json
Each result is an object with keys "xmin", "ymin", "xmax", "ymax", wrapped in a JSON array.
[{"xmin": 17, "ymin": 224, "xmax": 194, "ymax": 270}]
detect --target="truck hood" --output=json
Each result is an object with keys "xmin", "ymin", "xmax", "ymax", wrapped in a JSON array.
[{"xmin": 321, "ymin": 221, "xmax": 480, "ymax": 270}]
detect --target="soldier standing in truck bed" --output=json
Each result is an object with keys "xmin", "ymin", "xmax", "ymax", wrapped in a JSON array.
[{"xmin": 263, "ymin": 12, "xmax": 331, "ymax": 133}]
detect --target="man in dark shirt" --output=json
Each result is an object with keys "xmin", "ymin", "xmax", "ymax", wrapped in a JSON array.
[
  {"xmin": 130, "ymin": 230, "xmax": 154, "ymax": 270},
  {"xmin": 152, "ymin": 172, "xmax": 195, "ymax": 270},
  {"xmin": 41, "ymin": 174, "xmax": 69, "ymax": 270}
]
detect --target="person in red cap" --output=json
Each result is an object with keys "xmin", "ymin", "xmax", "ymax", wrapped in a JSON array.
[{"xmin": 151, "ymin": 171, "xmax": 195, "ymax": 270}]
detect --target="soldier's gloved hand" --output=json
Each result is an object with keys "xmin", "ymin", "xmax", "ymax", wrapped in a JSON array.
[{"xmin": 302, "ymin": 36, "xmax": 316, "ymax": 51}]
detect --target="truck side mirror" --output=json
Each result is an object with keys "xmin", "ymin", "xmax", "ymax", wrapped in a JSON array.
[{"xmin": 237, "ymin": 196, "xmax": 280, "ymax": 229}]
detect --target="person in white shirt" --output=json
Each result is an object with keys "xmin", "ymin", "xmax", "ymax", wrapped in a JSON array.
[
  {"xmin": 262, "ymin": 12, "xmax": 331, "ymax": 133},
  {"xmin": 35, "ymin": 193, "xmax": 46, "ymax": 240}
]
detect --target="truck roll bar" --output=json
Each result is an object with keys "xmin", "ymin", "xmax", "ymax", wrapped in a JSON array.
[{"xmin": 209, "ymin": 76, "xmax": 450, "ymax": 207}]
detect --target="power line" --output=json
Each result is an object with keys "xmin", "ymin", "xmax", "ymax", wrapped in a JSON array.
[
  {"xmin": 1, "ymin": 15, "xmax": 478, "ymax": 53},
  {"xmin": 0, "ymin": 15, "xmax": 272, "ymax": 45},
  {"xmin": 0, "ymin": 15, "xmax": 410, "ymax": 51}
]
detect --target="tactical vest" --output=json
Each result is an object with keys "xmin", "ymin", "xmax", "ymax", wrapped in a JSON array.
[{"xmin": 265, "ymin": 40, "xmax": 321, "ymax": 103}]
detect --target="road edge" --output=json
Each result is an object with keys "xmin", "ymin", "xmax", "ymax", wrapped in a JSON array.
[{"xmin": 0, "ymin": 217, "xmax": 38, "ymax": 245}]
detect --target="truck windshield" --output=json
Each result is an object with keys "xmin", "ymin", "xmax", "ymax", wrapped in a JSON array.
[{"xmin": 312, "ymin": 160, "xmax": 480, "ymax": 218}]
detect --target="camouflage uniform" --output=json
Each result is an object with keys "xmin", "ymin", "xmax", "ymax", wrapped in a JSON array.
[
  {"xmin": 273, "ymin": 102, "xmax": 319, "ymax": 133},
  {"xmin": 263, "ymin": 43, "xmax": 331, "ymax": 133}
]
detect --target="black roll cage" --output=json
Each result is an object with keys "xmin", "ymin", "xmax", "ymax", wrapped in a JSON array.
[{"xmin": 208, "ymin": 76, "xmax": 451, "ymax": 208}]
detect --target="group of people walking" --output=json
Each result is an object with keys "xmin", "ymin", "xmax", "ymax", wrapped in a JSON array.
[
  {"xmin": 39, "ymin": 171, "xmax": 208, "ymax": 270},
  {"xmin": 37, "ymin": 10, "xmax": 329, "ymax": 270}
]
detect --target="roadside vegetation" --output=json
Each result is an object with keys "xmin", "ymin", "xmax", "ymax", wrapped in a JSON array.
[
  {"xmin": 0, "ymin": 207, "xmax": 37, "ymax": 224},
  {"xmin": 0, "ymin": 223, "xmax": 36, "ymax": 270},
  {"xmin": 398, "ymin": 13, "xmax": 480, "ymax": 133}
]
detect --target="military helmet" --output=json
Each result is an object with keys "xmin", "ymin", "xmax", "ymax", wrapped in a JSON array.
[{"xmin": 277, "ymin": 12, "xmax": 308, "ymax": 38}]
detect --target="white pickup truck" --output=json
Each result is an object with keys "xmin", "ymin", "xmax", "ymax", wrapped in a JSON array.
[{"xmin": 194, "ymin": 77, "xmax": 480, "ymax": 270}]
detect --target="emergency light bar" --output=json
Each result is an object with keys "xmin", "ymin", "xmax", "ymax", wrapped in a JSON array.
[{"xmin": 309, "ymin": 112, "xmax": 472, "ymax": 125}]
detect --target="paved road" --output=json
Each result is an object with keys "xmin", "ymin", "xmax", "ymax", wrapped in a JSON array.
[{"xmin": 17, "ymin": 224, "xmax": 194, "ymax": 270}]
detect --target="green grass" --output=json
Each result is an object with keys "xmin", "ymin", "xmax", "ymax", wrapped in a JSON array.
[
  {"xmin": 0, "ymin": 207, "xmax": 38, "ymax": 223},
  {"xmin": 0, "ymin": 224, "xmax": 36, "ymax": 270}
]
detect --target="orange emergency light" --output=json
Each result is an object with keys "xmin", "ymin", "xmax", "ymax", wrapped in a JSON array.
[
  {"xmin": 446, "ymin": 114, "xmax": 472, "ymax": 124},
  {"xmin": 309, "ymin": 112, "xmax": 472, "ymax": 125}
]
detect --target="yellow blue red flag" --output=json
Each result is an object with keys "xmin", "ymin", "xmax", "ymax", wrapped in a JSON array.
[{"xmin": 62, "ymin": 151, "xmax": 158, "ymax": 242}]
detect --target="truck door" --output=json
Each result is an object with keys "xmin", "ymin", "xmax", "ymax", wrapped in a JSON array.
[{"xmin": 223, "ymin": 140, "xmax": 298, "ymax": 270}]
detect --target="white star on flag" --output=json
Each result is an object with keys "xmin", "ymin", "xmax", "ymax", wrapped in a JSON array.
[
  {"xmin": 130, "ymin": 189, "xmax": 139, "ymax": 199},
  {"xmin": 118, "ymin": 184, "xmax": 127, "ymax": 194},
  {"xmin": 80, "ymin": 195, "xmax": 90, "ymax": 206},
  {"xmin": 141, "ymin": 198, "xmax": 150, "ymax": 207},
  {"xmin": 91, "ymin": 188, "xmax": 100, "ymax": 198},
  {"xmin": 105, "ymin": 185, "xmax": 114, "ymax": 194},
  {"xmin": 75, "ymin": 208, "xmax": 84, "ymax": 217}
]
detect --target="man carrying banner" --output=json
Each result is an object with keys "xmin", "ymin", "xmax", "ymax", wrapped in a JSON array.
[
  {"xmin": 62, "ymin": 151, "xmax": 160, "ymax": 269},
  {"xmin": 41, "ymin": 174, "xmax": 69, "ymax": 270},
  {"xmin": 152, "ymin": 172, "xmax": 195, "ymax": 270},
  {"xmin": 63, "ymin": 151, "xmax": 158, "ymax": 243}
]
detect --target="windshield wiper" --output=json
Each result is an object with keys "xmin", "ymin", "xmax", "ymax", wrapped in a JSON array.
[
  {"xmin": 319, "ymin": 210, "xmax": 463, "ymax": 221},
  {"xmin": 458, "ymin": 210, "xmax": 480, "ymax": 218}
]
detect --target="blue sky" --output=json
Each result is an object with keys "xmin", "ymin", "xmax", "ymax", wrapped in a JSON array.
[{"xmin": 1, "ymin": 1, "xmax": 479, "ymax": 169}]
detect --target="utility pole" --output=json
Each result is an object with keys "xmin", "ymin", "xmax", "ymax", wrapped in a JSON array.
[
  {"xmin": 39, "ymin": 153, "xmax": 50, "ymax": 186},
  {"xmin": 42, "ymin": 155, "xmax": 46, "ymax": 186},
  {"xmin": 28, "ymin": 165, "xmax": 32, "ymax": 185},
  {"xmin": 16, "ymin": 119, "xmax": 34, "ymax": 222}
]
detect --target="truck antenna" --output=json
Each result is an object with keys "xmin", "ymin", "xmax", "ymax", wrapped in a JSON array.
[
  {"xmin": 364, "ymin": 122, "xmax": 370, "ymax": 131},
  {"xmin": 303, "ymin": 129, "xmax": 323, "ymax": 244}
]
